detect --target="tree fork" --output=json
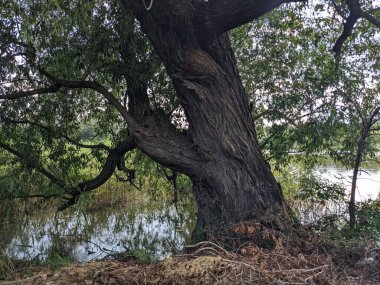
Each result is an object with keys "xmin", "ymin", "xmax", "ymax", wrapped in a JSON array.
[{"xmin": 125, "ymin": 0, "xmax": 297, "ymax": 239}]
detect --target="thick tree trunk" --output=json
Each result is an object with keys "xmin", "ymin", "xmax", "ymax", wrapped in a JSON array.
[
  {"xmin": 125, "ymin": 0, "xmax": 295, "ymax": 238},
  {"xmin": 170, "ymin": 35, "xmax": 288, "ymax": 234}
]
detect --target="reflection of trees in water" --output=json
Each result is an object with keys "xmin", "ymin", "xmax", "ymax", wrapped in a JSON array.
[{"xmin": 2, "ymin": 199, "xmax": 196, "ymax": 262}]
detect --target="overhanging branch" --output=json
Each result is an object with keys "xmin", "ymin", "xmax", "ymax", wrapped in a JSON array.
[
  {"xmin": 0, "ymin": 138, "xmax": 136, "ymax": 211},
  {"xmin": 0, "ymin": 84, "xmax": 61, "ymax": 100},
  {"xmin": 38, "ymin": 68, "xmax": 137, "ymax": 128},
  {"xmin": 59, "ymin": 139, "xmax": 136, "ymax": 210},
  {"xmin": 1, "ymin": 68, "xmax": 138, "ymax": 130}
]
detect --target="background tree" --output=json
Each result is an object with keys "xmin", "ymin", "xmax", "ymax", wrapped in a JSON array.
[{"xmin": 232, "ymin": 1, "xmax": 380, "ymax": 227}]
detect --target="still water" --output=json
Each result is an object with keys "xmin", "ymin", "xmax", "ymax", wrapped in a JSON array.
[
  {"xmin": 0, "ymin": 200, "xmax": 196, "ymax": 262},
  {"xmin": 0, "ymin": 164, "xmax": 379, "ymax": 263}
]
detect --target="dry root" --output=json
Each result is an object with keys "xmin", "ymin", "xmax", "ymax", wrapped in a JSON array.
[
  {"xmin": 2, "ymin": 222, "xmax": 379, "ymax": 285},
  {"xmin": 4, "ymin": 237, "xmax": 379, "ymax": 285}
]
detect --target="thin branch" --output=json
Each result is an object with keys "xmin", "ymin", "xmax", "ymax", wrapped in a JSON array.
[
  {"xmin": 2, "ymin": 193, "xmax": 65, "ymax": 200},
  {"xmin": 38, "ymin": 68, "xmax": 137, "ymax": 128},
  {"xmin": 369, "ymin": 127, "xmax": 380, "ymax": 132},
  {"xmin": 253, "ymin": 109, "xmax": 299, "ymax": 127},
  {"xmin": 114, "ymin": 172, "xmax": 140, "ymax": 190},
  {"xmin": 368, "ymin": 106, "xmax": 380, "ymax": 127},
  {"xmin": 1, "ymin": 68, "xmax": 137, "ymax": 129},
  {"xmin": 335, "ymin": 88, "xmax": 365, "ymax": 125},
  {"xmin": 362, "ymin": 11, "xmax": 380, "ymax": 28},
  {"xmin": 115, "ymin": 157, "xmax": 139, "ymax": 189},
  {"xmin": 0, "ymin": 137, "xmax": 136, "ymax": 211},
  {"xmin": 0, "ymin": 116, "xmax": 111, "ymax": 151}
]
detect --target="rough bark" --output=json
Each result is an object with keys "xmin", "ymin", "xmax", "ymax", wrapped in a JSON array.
[{"xmin": 122, "ymin": 0, "xmax": 296, "ymax": 238}]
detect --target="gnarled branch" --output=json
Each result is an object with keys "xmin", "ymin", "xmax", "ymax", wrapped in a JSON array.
[
  {"xmin": 0, "ymin": 137, "xmax": 136, "ymax": 210},
  {"xmin": 59, "ymin": 139, "xmax": 136, "ymax": 210}
]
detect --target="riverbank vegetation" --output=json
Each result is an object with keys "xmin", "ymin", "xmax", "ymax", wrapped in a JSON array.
[
  {"xmin": 1, "ymin": 0, "xmax": 380, "ymax": 283},
  {"xmin": 1, "ymin": 165, "xmax": 379, "ymax": 284},
  {"xmin": 1, "ymin": 218, "xmax": 380, "ymax": 284}
]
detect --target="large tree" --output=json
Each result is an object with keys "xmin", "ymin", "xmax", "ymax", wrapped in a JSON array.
[{"xmin": 1, "ymin": 0, "xmax": 379, "ymax": 239}]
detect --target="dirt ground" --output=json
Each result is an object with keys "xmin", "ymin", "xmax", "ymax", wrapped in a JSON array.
[{"xmin": 1, "ymin": 239, "xmax": 379, "ymax": 285}]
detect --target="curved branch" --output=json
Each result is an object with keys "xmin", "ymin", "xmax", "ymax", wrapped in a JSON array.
[
  {"xmin": 59, "ymin": 139, "xmax": 136, "ymax": 210},
  {"xmin": 1, "ymin": 68, "xmax": 138, "ymax": 129},
  {"xmin": 38, "ymin": 69, "xmax": 137, "ymax": 128},
  {"xmin": 332, "ymin": 13, "xmax": 361, "ymax": 53},
  {"xmin": 332, "ymin": 0, "xmax": 380, "ymax": 54},
  {"xmin": 0, "ymin": 137, "xmax": 136, "ymax": 210}
]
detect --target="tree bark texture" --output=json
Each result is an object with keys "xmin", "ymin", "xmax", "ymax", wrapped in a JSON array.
[{"xmin": 123, "ymin": 0, "xmax": 297, "ymax": 237}]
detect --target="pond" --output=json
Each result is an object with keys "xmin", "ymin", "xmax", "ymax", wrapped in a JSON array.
[
  {"xmin": 0, "ymin": 197, "xmax": 196, "ymax": 263},
  {"xmin": 0, "ymin": 163, "xmax": 379, "ymax": 263}
]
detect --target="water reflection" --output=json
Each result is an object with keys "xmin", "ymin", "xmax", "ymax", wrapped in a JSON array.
[
  {"xmin": 1, "ymin": 201, "xmax": 196, "ymax": 262},
  {"xmin": 1, "ymin": 164, "xmax": 379, "ymax": 262}
]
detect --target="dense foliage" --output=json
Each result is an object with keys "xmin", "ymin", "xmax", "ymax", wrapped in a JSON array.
[{"xmin": 0, "ymin": 0, "xmax": 379, "ymax": 229}]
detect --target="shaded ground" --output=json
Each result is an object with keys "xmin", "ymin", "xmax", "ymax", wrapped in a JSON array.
[{"xmin": 1, "ymin": 239, "xmax": 379, "ymax": 285}]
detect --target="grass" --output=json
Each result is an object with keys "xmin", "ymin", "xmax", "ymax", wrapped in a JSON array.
[{"xmin": 0, "ymin": 252, "xmax": 72, "ymax": 281}]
